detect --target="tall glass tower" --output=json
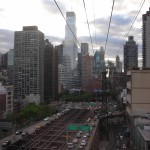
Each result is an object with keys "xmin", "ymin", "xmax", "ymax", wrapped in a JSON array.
[
  {"xmin": 93, "ymin": 46, "xmax": 105, "ymax": 76},
  {"xmin": 63, "ymin": 11, "xmax": 78, "ymax": 69}
]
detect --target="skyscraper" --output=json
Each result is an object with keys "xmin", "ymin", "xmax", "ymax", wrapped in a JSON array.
[
  {"xmin": 93, "ymin": 46, "xmax": 105, "ymax": 77},
  {"xmin": 44, "ymin": 39, "xmax": 58, "ymax": 102},
  {"xmin": 63, "ymin": 11, "xmax": 78, "ymax": 69},
  {"xmin": 124, "ymin": 36, "xmax": 138, "ymax": 74},
  {"xmin": 13, "ymin": 26, "xmax": 44, "ymax": 102},
  {"xmin": 116, "ymin": 55, "xmax": 122, "ymax": 73},
  {"xmin": 142, "ymin": 8, "xmax": 150, "ymax": 68},
  {"xmin": 81, "ymin": 43, "xmax": 89, "ymax": 56}
]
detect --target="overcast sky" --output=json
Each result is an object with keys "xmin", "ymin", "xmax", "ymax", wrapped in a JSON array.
[{"xmin": 0, "ymin": 0, "xmax": 150, "ymax": 65}]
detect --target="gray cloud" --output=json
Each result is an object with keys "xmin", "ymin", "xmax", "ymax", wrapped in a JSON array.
[
  {"xmin": 41, "ymin": 0, "xmax": 67, "ymax": 15},
  {"xmin": 45, "ymin": 35, "xmax": 63, "ymax": 46},
  {"xmin": 0, "ymin": 29, "xmax": 14, "ymax": 54},
  {"xmin": 112, "ymin": 15, "xmax": 132, "ymax": 26}
]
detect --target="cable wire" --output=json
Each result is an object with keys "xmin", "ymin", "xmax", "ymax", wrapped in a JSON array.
[
  {"xmin": 53, "ymin": 0, "xmax": 81, "ymax": 48},
  {"xmin": 117, "ymin": 0, "xmax": 145, "ymax": 55},
  {"xmin": 104, "ymin": 0, "xmax": 115, "ymax": 51},
  {"xmin": 82, "ymin": 0, "xmax": 94, "ymax": 54}
]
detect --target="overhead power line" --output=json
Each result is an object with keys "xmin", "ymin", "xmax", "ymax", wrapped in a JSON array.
[
  {"xmin": 53, "ymin": 0, "xmax": 81, "ymax": 48},
  {"xmin": 117, "ymin": 0, "xmax": 145, "ymax": 55},
  {"xmin": 82, "ymin": 0, "xmax": 94, "ymax": 54},
  {"xmin": 104, "ymin": 0, "xmax": 115, "ymax": 51}
]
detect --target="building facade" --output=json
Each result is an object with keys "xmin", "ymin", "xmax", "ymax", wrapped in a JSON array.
[
  {"xmin": 142, "ymin": 8, "xmax": 150, "ymax": 68},
  {"xmin": 82, "ymin": 55, "xmax": 93, "ymax": 92},
  {"xmin": 7, "ymin": 49, "xmax": 14, "ymax": 85},
  {"xmin": 0, "ymin": 83, "xmax": 13, "ymax": 118},
  {"xmin": 13, "ymin": 26, "xmax": 44, "ymax": 102},
  {"xmin": 126, "ymin": 70, "xmax": 150, "ymax": 116},
  {"xmin": 124, "ymin": 36, "xmax": 138, "ymax": 75},
  {"xmin": 126, "ymin": 70, "xmax": 150, "ymax": 150}
]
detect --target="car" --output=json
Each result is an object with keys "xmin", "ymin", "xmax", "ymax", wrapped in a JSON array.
[
  {"xmin": 86, "ymin": 132, "xmax": 90, "ymax": 137},
  {"xmin": 2, "ymin": 140, "xmax": 11, "ymax": 148},
  {"xmin": 67, "ymin": 142, "xmax": 74, "ymax": 149},
  {"xmin": 51, "ymin": 146, "xmax": 58, "ymax": 149},
  {"xmin": 91, "ymin": 123, "xmax": 95, "ymax": 127},
  {"xmin": 36, "ymin": 125, "xmax": 41, "ymax": 129},
  {"xmin": 43, "ymin": 117, "xmax": 50, "ymax": 121},
  {"xmin": 21, "ymin": 131, "xmax": 28, "ymax": 137},
  {"xmin": 73, "ymin": 138, "xmax": 78, "ymax": 144},
  {"xmin": 15, "ymin": 129, "xmax": 23, "ymax": 135},
  {"xmin": 80, "ymin": 140, "xmax": 86, "ymax": 146},
  {"xmin": 122, "ymin": 143, "xmax": 127, "ymax": 149},
  {"xmin": 120, "ymin": 135, "xmax": 123, "ymax": 140},
  {"xmin": 76, "ymin": 133, "xmax": 81, "ymax": 138},
  {"xmin": 79, "ymin": 131, "xmax": 83, "ymax": 134},
  {"xmin": 87, "ymin": 118, "xmax": 91, "ymax": 122},
  {"xmin": 82, "ymin": 135, "xmax": 87, "ymax": 141},
  {"xmin": 78, "ymin": 145, "xmax": 84, "ymax": 149}
]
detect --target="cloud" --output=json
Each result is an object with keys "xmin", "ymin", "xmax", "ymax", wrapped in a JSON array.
[
  {"xmin": 45, "ymin": 35, "xmax": 63, "ymax": 46},
  {"xmin": 41, "ymin": 0, "xmax": 67, "ymax": 15},
  {"xmin": 0, "ymin": 29, "xmax": 14, "ymax": 54},
  {"xmin": 112, "ymin": 15, "xmax": 132, "ymax": 26}
]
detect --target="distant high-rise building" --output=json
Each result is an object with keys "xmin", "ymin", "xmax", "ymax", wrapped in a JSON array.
[
  {"xmin": 82, "ymin": 55, "xmax": 93, "ymax": 91},
  {"xmin": 55, "ymin": 44, "xmax": 63, "ymax": 65},
  {"xmin": 124, "ymin": 36, "xmax": 138, "ymax": 74},
  {"xmin": 142, "ymin": 8, "xmax": 150, "ymax": 68},
  {"xmin": 1, "ymin": 53, "xmax": 8, "ymax": 70},
  {"xmin": 44, "ymin": 39, "xmax": 58, "ymax": 102},
  {"xmin": 116, "ymin": 55, "xmax": 122, "ymax": 73},
  {"xmin": 63, "ymin": 11, "xmax": 78, "ymax": 69},
  {"xmin": 81, "ymin": 43, "xmax": 89, "ymax": 56},
  {"xmin": 93, "ymin": 46, "xmax": 105, "ymax": 77},
  {"xmin": 13, "ymin": 26, "xmax": 44, "ymax": 102}
]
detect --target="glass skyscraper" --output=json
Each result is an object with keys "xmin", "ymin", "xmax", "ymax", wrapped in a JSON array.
[
  {"xmin": 63, "ymin": 11, "xmax": 78, "ymax": 69},
  {"xmin": 93, "ymin": 46, "xmax": 105, "ymax": 76}
]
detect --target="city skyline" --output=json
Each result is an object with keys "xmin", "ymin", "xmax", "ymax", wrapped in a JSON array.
[{"xmin": 0, "ymin": 0, "xmax": 150, "ymax": 64}]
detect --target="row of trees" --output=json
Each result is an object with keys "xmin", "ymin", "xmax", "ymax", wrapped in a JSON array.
[{"xmin": 6, "ymin": 103, "xmax": 57, "ymax": 127}]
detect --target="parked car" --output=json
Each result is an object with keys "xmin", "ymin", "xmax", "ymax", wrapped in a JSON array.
[{"xmin": 15, "ymin": 129, "xmax": 23, "ymax": 135}]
